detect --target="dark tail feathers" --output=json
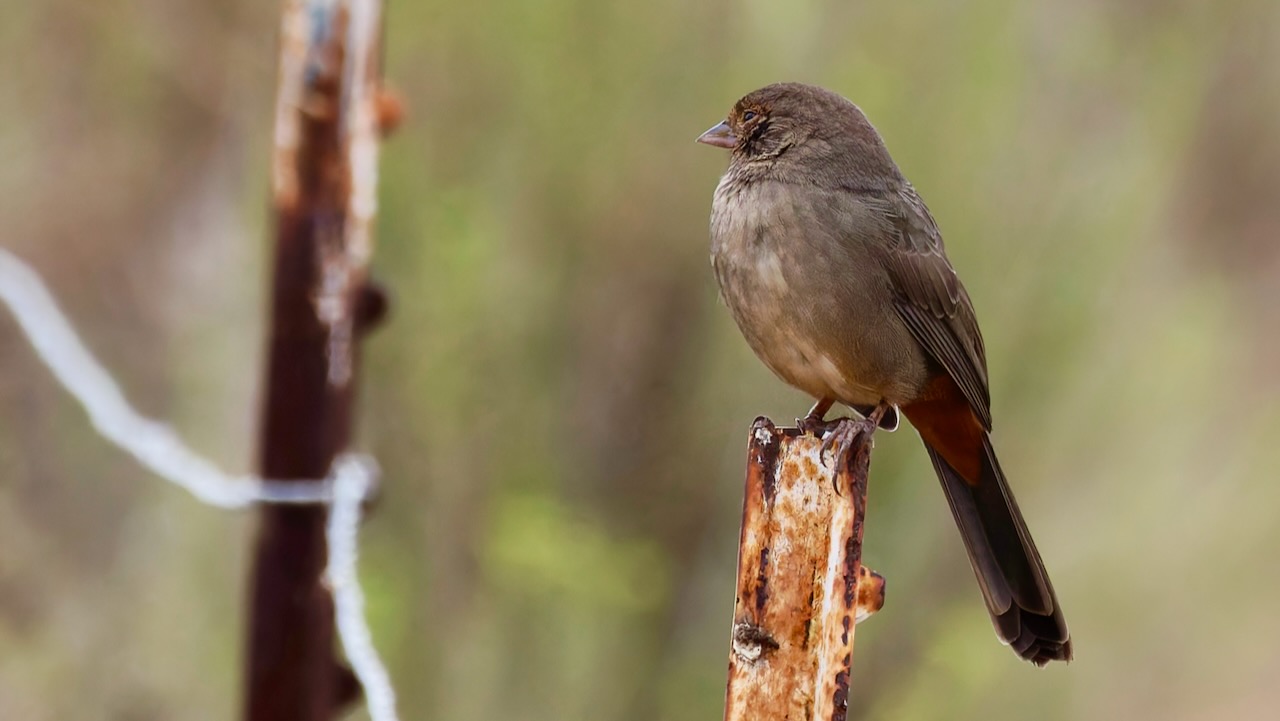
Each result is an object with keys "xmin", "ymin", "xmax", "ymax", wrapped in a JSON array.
[{"xmin": 924, "ymin": 435, "xmax": 1072, "ymax": 665}]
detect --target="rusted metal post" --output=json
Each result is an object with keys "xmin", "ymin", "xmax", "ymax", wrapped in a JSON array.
[
  {"xmin": 724, "ymin": 418, "xmax": 886, "ymax": 721},
  {"xmin": 243, "ymin": 1, "xmax": 387, "ymax": 719}
]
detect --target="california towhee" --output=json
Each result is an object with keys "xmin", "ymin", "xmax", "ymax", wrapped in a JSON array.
[{"xmin": 698, "ymin": 82, "xmax": 1071, "ymax": 665}]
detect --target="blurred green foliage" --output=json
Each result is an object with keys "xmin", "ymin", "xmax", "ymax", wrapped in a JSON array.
[{"xmin": 1, "ymin": 0, "xmax": 1279, "ymax": 719}]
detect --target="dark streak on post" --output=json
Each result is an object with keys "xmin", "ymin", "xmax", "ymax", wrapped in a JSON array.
[
  {"xmin": 755, "ymin": 547, "xmax": 771, "ymax": 615},
  {"xmin": 831, "ymin": 668, "xmax": 849, "ymax": 720},
  {"xmin": 751, "ymin": 416, "xmax": 782, "ymax": 503},
  {"xmin": 843, "ymin": 535, "xmax": 860, "ymax": 608},
  {"xmin": 801, "ymin": 585, "xmax": 817, "ymax": 649}
]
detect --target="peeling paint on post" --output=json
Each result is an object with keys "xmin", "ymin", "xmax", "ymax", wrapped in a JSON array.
[{"xmin": 724, "ymin": 418, "xmax": 886, "ymax": 721}]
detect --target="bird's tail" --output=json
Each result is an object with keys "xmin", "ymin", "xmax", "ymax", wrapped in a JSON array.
[
  {"xmin": 903, "ymin": 393, "xmax": 1072, "ymax": 665},
  {"xmin": 922, "ymin": 434, "xmax": 1072, "ymax": 664}
]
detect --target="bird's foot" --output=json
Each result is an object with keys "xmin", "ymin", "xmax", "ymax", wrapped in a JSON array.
[
  {"xmin": 818, "ymin": 401, "xmax": 892, "ymax": 481},
  {"xmin": 819, "ymin": 416, "xmax": 877, "ymax": 471},
  {"xmin": 796, "ymin": 412, "xmax": 831, "ymax": 437},
  {"xmin": 796, "ymin": 397, "xmax": 836, "ymax": 437},
  {"xmin": 853, "ymin": 403, "xmax": 900, "ymax": 432}
]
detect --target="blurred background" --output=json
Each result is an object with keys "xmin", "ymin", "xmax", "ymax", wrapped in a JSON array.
[{"xmin": 2, "ymin": 0, "xmax": 1279, "ymax": 719}]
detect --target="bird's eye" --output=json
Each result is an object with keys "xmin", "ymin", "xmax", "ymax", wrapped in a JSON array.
[{"xmin": 742, "ymin": 111, "xmax": 758, "ymax": 121}]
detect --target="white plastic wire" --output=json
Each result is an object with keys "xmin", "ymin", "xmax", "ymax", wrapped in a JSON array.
[
  {"xmin": 0, "ymin": 246, "xmax": 399, "ymax": 721},
  {"xmin": 327, "ymin": 455, "xmax": 398, "ymax": 721}
]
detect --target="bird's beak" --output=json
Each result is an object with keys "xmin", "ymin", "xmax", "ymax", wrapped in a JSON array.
[{"xmin": 696, "ymin": 120, "xmax": 737, "ymax": 149}]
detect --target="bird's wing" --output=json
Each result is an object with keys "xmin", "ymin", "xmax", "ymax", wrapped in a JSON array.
[{"xmin": 862, "ymin": 185, "xmax": 992, "ymax": 429}]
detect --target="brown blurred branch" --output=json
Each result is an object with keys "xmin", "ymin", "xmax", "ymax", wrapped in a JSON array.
[
  {"xmin": 724, "ymin": 418, "xmax": 885, "ymax": 721},
  {"xmin": 243, "ymin": 1, "xmax": 388, "ymax": 719}
]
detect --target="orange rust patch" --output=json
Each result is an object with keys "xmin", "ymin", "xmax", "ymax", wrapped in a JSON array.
[
  {"xmin": 375, "ymin": 86, "xmax": 405, "ymax": 136},
  {"xmin": 856, "ymin": 567, "xmax": 886, "ymax": 622},
  {"xmin": 802, "ymin": 455, "xmax": 819, "ymax": 478}
]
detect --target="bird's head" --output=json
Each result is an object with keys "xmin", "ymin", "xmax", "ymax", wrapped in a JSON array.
[{"xmin": 697, "ymin": 82, "xmax": 900, "ymax": 186}]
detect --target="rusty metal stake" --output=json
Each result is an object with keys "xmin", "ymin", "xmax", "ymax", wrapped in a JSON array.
[
  {"xmin": 724, "ymin": 417, "xmax": 886, "ymax": 721},
  {"xmin": 243, "ymin": 1, "xmax": 389, "ymax": 719}
]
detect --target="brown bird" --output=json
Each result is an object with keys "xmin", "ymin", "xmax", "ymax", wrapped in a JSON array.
[{"xmin": 698, "ymin": 82, "xmax": 1071, "ymax": 665}]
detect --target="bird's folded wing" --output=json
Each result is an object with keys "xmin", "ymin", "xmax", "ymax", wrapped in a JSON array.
[{"xmin": 860, "ymin": 186, "xmax": 992, "ymax": 429}]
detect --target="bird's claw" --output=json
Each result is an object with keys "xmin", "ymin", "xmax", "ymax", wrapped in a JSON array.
[
  {"xmin": 819, "ymin": 416, "xmax": 877, "ymax": 492},
  {"xmin": 796, "ymin": 413, "xmax": 828, "ymax": 437}
]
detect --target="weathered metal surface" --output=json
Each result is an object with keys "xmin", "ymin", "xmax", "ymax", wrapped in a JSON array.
[
  {"xmin": 244, "ymin": 1, "xmax": 388, "ymax": 719},
  {"xmin": 724, "ymin": 417, "xmax": 883, "ymax": 721}
]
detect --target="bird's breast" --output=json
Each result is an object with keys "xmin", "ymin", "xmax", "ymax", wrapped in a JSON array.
[{"xmin": 708, "ymin": 175, "xmax": 929, "ymax": 406}]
